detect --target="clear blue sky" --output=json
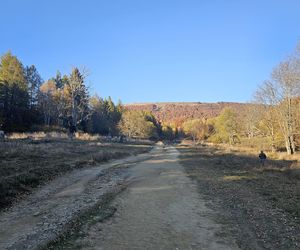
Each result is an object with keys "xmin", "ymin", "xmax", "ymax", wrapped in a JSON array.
[{"xmin": 1, "ymin": 0, "xmax": 300, "ymax": 103}]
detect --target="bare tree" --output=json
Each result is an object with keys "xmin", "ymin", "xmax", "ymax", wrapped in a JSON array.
[
  {"xmin": 39, "ymin": 80, "xmax": 57, "ymax": 126},
  {"xmin": 255, "ymin": 54, "xmax": 300, "ymax": 154},
  {"xmin": 242, "ymin": 104, "xmax": 261, "ymax": 139}
]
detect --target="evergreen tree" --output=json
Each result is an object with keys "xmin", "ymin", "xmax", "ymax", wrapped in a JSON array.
[
  {"xmin": 54, "ymin": 70, "xmax": 64, "ymax": 89},
  {"xmin": 88, "ymin": 95, "xmax": 122, "ymax": 135},
  {"xmin": 0, "ymin": 51, "xmax": 29, "ymax": 131},
  {"xmin": 65, "ymin": 68, "xmax": 90, "ymax": 131},
  {"xmin": 25, "ymin": 65, "xmax": 43, "ymax": 109},
  {"xmin": 88, "ymin": 95, "xmax": 108, "ymax": 134}
]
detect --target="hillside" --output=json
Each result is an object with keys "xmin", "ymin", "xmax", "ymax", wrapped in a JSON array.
[{"xmin": 125, "ymin": 102, "xmax": 247, "ymax": 126}]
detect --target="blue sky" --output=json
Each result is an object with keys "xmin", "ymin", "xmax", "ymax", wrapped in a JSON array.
[{"xmin": 1, "ymin": 0, "xmax": 300, "ymax": 103}]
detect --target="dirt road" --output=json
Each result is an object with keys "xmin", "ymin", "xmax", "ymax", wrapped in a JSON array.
[
  {"xmin": 2, "ymin": 143, "xmax": 299, "ymax": 249},
  {"xmin": 50, "ymin": 145, "xmax": 238, "ymax": 249},
  {"xmin": 0, "ymin": 144, "xmax": 240, "ymax": 250}
]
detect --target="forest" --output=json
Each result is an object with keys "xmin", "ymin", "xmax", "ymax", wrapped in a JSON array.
[{"xmin": 1, "ymin": 42, "xmax": 300, "ymax": 155}]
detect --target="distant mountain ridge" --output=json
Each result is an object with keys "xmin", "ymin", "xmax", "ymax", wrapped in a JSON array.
[{"xmin": 124, "ymin": 102, "xmax": 247, "ymax": 126}]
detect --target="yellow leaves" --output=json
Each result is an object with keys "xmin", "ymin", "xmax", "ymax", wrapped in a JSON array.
[
  {"xmin": 119, "ymin": 110, "xmax": 158, "ymax": 139},
  {"xmin": 182, "ymin": 118, "xmax": 209, "ymax": 141},
  {"xmin": 40, "ymin": 80, "xmax": 56, "ymax": 94},
  {"xmin": 0, "ymin": 51, "xmax": 26, "ymax": 89}
]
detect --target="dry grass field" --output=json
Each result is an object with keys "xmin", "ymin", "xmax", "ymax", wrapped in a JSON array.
[
  {"xmin": 0, "ymin": 133, "xmax": 153, "ymax": 211},
  {"xmin": 178, "ymin": 143, "xmax": 300, "ymax": 249}
]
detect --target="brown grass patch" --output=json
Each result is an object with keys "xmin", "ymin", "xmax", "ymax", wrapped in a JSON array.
[
  {"xmin": 178, "ymin": 145, "xmax": 300, "ymax": 249},
  {"xmin": 0, "ymin": 136, "xmax": 153, "ymax": 210}
]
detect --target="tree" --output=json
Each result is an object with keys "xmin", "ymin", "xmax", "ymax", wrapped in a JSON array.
[
  {"xmin": 38, "ymin": 80, "xmax": 57, "ymax": 126},
  {"xmin": 53, "ymin": 71, "xmax": 63, "ymax": 89},
  {"xmin": 52, "ymin": 85, "xmax": 67, "ymax": 127},
  {"xmin": 89, "ymin": 95, "xmax": 110, "ymax": 134},
  {"xmin": 255, "ymin": 54, "xmax": 300, "ymax": 154},
  {"xmin": 24, "ymin": 65, "xmax": 43, "ymax": 109},
  {"xmin": 64, "ymin": 68, "xmax": 90, "ymax": 131},
  {"xmin": 88, "ymin": 95, "xmax": 122, "ymax": 135},
  {"xmin": 119, "ymin": 110, "xmax": 159, "ymax": 139},
  {"xmin": 241, "ymin": 104, "xmax": 260, "ymax": 139},
  {"xmin": 210, "ymin": 108, "xmax": 239, "ymax": 144},
  {"xmin": 0, "ymin": 51, "xmax": 29, "ymax": 131},
  {"xmin": 105, "ymin": 96, "xmax": 122, "ymax": 135},
  {"xmin": 182, "ymin": 119, "xmax": 210, "ymax": 142}
]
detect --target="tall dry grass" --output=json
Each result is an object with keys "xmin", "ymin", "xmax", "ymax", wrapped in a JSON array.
[{"xmin": 7, "ymin": 132, "xmax": 68, "ymax": 140}]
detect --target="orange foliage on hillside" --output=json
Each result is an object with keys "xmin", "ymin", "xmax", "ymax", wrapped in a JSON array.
[{"xmin": 125, "ymin": 102, "xmax": 247, "ymax": 127}]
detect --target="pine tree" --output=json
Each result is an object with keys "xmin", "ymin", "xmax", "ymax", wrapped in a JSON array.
[
  {"xmin": 65, "ymin": 68, "xmax": 90, "ymax": 131},
  {"xmin": 88, "ymin": 95, "xmax": 108, "ymax": 134},
  {"xmin": 0, "ymin": 51, "xmax": 29, "ymax": 131},
  {"xmin": 25, "ymin": 65, "xmax": 43, "ymax": 109},
  {"xmin": 54, "ymin": 71, "xmax": 63, "ymax": 89}
]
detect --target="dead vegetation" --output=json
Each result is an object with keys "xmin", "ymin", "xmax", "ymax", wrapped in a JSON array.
[
  {"xmin": 0, "ymin": 134, "xmax": 153, "ymax": 211},
  {"xmin": 178, "ymin": 144, "xmax": 300, "ymax": 249}
]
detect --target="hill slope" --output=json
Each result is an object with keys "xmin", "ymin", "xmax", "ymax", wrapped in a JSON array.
[{"xmin": 125, "ymin": 102, "xmax": 247, "ymax": 126}]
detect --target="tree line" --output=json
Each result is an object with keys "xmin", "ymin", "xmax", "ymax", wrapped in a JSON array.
[
  {"xmin": 0, "ymin": 51, "xmax": 244, "ymax": 142},
  {"xmin": 0, "ymin": 51, "xmax": 166, "ymax": 139},
  {"xmin": 0, "ymin": 51, "xmax": 122, "ymax": 135},
  {"xmin": 1, "ymin": 42, "xmax": 300, "ymax": 154},
  {"xmin": 182, "ymin": 43, "xmax": 300, "ymax": 155}
]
